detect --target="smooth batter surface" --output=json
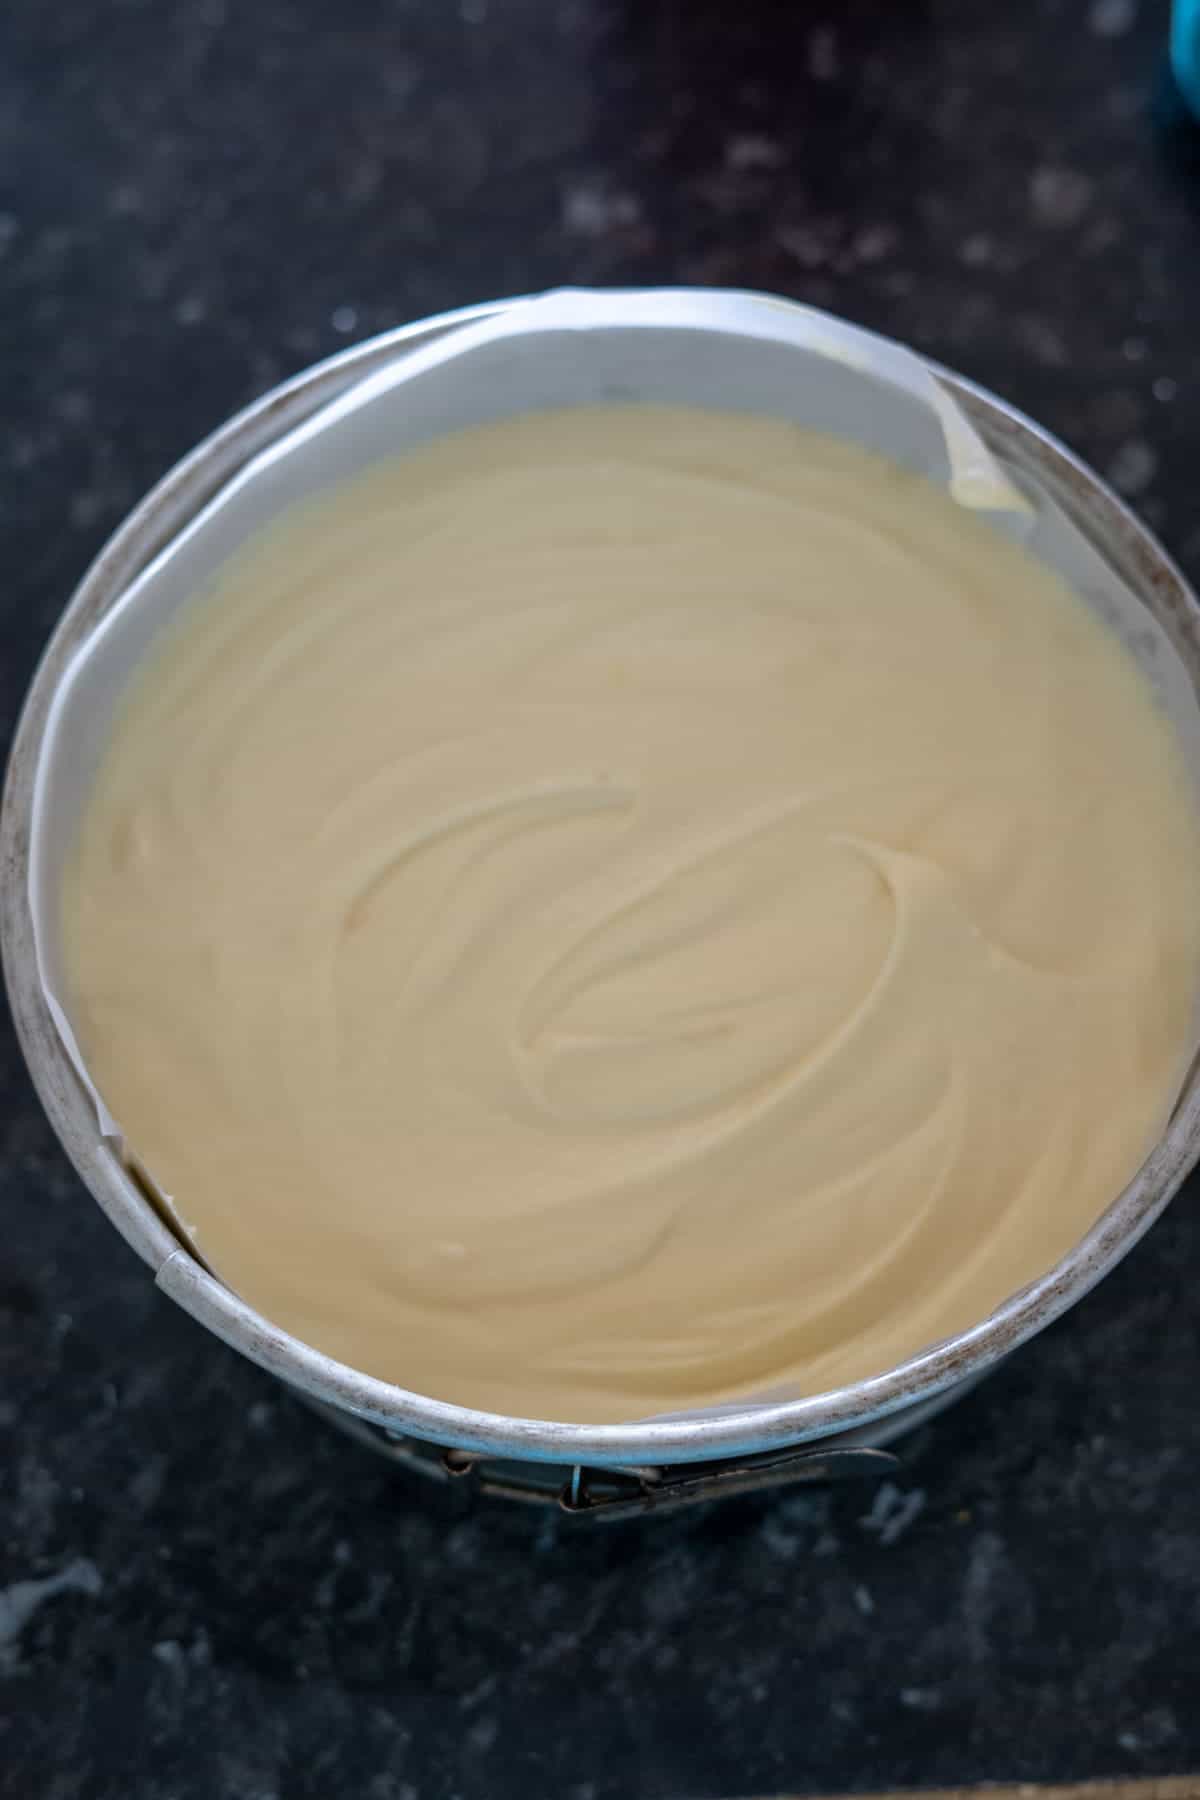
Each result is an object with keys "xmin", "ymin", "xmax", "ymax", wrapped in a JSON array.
[{"xmin": 61, "ymin": 407, "xmax": 1200, "ymax": 1422}]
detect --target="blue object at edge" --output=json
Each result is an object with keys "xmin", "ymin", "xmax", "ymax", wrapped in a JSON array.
[{"xmin": 1173, "ymin": 0, "xmax": 1200, "ymax": 117}]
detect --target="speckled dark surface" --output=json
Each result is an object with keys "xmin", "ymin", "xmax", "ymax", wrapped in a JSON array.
[{"xmin": 4, "ymin": 3, "xmax": 1200, "ymax": 1796}]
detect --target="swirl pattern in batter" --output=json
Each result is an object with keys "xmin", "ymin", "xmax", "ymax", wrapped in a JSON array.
[{"xmin": 61, "ymin": 407, "xmax": 1200, "ymax": 1421}]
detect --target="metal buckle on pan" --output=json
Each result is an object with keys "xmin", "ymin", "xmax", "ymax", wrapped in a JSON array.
[
  {"xmin": 444, "ymin": 1441, "xmax": 900, "ymax": 1519},
  {"xmin": 304, "ymin": 1397, "xmax": 900, "ymax": 1518},
  {"xmin": 551, "ymin": 1445, "xmax": 900, "ymax": 1520}
]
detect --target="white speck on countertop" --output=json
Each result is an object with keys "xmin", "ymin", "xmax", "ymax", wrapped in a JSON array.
[
  {"xmin": 960, "ymin": 232, "xmax": 993, "ymax": 267},
  {"xmin": 859, "ymin": 1481, "xmax": 926, "ymax": 1545},
  {"xmin": 466, "ymin": 1715, "xmax": 499, "ymax": 1754},
  {"xmin": 725, "ymin": 134, "xmax": 786, "ymax": 172},
  {"xmin": 175, "ymin": 292, "xmax": 208, "ymax": 326},
  {"xmin": 808, "ymin": 26, "xmax": 839, "ymax": 81},
  {"xmin": 0, "ymin": 1558, "xmax": 103, "ymax": 1656},
  {"xmin": 1090, "ymin": 0, "xmax": 1136, "ymax": 36},
  {"xmin": 1030, "ymin": 165, "xmax": 1093, "ymax": 229},
  {"xmin": 852, "ymin": 223, "xmax": 898, "ymax": 264},
  {"xmin": 108, "ymin": 182, "xmax": 143, "ymax": 216},
  {"xmin": 561, "ymin": 179, "xmax": 641, "ymax": 238},
  {"xmin": 1108, "ymin": 438, "xmax": 1157, "ymax": 496}
]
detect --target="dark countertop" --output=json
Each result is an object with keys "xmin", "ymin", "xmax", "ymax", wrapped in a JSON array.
[{"xmin": 5, "ymin": 3, "xmax": 1200, "ymax": 1796}]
